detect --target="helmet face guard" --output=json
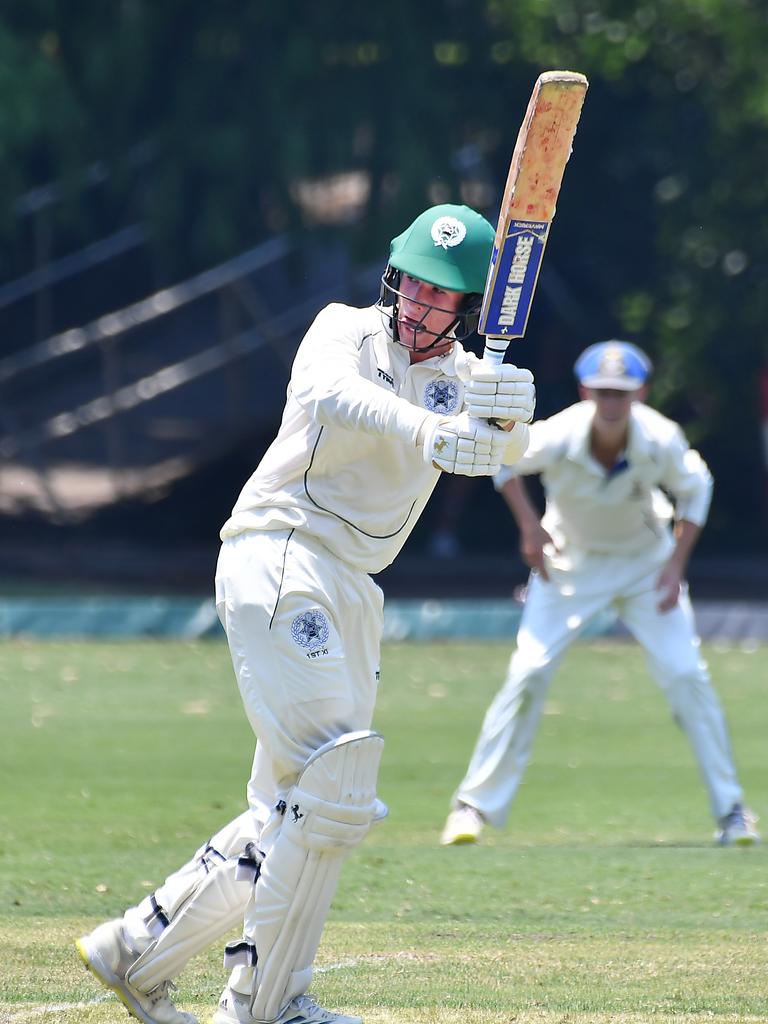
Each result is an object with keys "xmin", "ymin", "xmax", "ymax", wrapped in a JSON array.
[
  {"xmin": 376, "ymin": 265, "xmax": 481, "ymax": 352},
  {"xmin": 375, "ymin": 204, "xmax": 494, "ymax": 353}
]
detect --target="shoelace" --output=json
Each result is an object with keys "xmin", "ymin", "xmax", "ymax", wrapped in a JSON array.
[
  {"xmin": 722, "ymin": 806, "xmax": 757, "ymax": 831},
  {"xmin": 147, "ymin": 980, "xmax": 178, "ymax": 1007},
  {"xmin": 292, "ymin": 994, "xmax": 337, "ymax": 1022}
]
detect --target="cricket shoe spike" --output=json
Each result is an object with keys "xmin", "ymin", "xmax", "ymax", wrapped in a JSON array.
[
  {"xmin": 715, "ymin": 804, "xmax": 760, "ymax": 846},
  {"xmin": 75, "ymin": 919, "xmax": 198, "ymax": 1024},
  {"xmin": 440, "ymin": 804, "xmax": 484, "ymax": 846},
  {"xmin": 213, "ymin": 987, "xmax": 362, "ymax": 1024}
]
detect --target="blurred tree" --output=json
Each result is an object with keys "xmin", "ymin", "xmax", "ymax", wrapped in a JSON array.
[{"xmin": 1, "ymin": 0, "xmax": 767, "ymax": 548}]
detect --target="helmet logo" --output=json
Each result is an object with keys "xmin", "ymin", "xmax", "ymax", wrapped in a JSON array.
[{"xmin": 430, "ymin": 216, "xmax": 467, "ymax": 249}]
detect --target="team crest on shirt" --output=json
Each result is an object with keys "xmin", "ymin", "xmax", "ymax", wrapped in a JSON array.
[
  {"xmin": 290, "ymin": 609, "xmax": 330, "ymax": 659},
  {"xmin": 629, "ymin": 481, "xmax": 644, "ymax": 501},
  {"xmin": 424, "ymin": 378, "xmax": 460, "ymax": 414},
  {"xmin": 430, "ymin": 216, "xmax": 466, "ymax": 249}
]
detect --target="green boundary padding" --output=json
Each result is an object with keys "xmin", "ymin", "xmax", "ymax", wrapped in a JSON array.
[{"xmin": 0, "ymin": 595, "xmax": 617, "ymax": 640}]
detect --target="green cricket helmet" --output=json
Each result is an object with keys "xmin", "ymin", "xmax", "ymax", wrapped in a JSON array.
[{"xmin": 377, "ymin": 204, "xmax": 495, "ymax": 351}]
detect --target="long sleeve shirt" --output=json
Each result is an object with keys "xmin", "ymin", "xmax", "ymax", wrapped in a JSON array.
[{"xmin": 221, "ymin": 302, "xmax": 476, "ymax": 573}]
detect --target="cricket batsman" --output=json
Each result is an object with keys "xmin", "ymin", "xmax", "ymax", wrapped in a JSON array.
[
  {"xmin": 76, "ymin": 204, "xmax": 536, "ymax": 1024},
  {"xmin": 441, "ymin": 340, "xmax": 760, "ymax": 848}
]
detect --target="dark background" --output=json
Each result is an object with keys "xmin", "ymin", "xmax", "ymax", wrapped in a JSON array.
[{"xmin": 1, "ymin": 1, "xmax": 767, "ymax": 597}]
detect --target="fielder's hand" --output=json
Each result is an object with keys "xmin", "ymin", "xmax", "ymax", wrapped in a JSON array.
[
  {"xmin": 421, "ymin": 411, "xmax": 509, "ymax": 476},
  {"xmin": 500, "ymin": 421, "xmax": 530, "ymax": 465},
  {"xmin": 520, "ymin": 521, "xmax": 556, "ymax": 581},
  {"xmin": 464, "ymin": 364, "xmax": 535, "ymax": 423},
  {"xmin": 656, "ymin": 560, "xmax": 683, "ymax": 613}
]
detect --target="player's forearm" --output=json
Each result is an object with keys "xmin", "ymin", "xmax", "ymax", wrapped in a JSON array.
[
  {"xmin": 669, "ymin": 519, "xmax": 702, "ymax": 574},
  {"xmin": 292, "ymin": 336, "xmax": 430, "ymax": 447},
  {"xmin": 500, "ymin": 477, "xmax": 540, "ymax": 531},
  {"xmin": 306, "ymin": 370, "xmax": 431, "ymax": 446}
]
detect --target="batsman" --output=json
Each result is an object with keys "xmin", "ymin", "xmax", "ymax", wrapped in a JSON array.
[{"xmin": 76, "ymin": 204, "xmax": 536, "ymax": 1024}]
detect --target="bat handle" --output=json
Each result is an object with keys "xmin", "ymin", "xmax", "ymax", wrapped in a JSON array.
[{"xmin": 482, "ymin": 339, "xmax": 509, "ymax": 367}]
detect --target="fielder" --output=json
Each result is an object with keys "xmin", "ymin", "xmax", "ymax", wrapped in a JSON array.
[
  {"xmin": 441, "ymin": 340, "xmax": 760, "ymax": 848},
  {"xmin": 76, "ymin": 204, "xmax": 536, "ymax": 1024}
]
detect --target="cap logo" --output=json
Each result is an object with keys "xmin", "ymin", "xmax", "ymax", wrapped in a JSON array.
[
  {"xmin": 598, "ymin": 345, "xmax": 627, "ymax": 379},
  {"xmin": 431, "ymin": 216, "xmax": 466, "ymax": 249}
]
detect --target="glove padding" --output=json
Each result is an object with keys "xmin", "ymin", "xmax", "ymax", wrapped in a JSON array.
[
  {"xmin": 422, "ymin": 411, "xmax": 511, "ymax": 476},
  {"xmin": 464, "ymin": 364, "xmax": 535, "ymax": 423}
]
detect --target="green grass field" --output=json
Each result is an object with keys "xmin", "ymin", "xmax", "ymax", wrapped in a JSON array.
[{"xmin": 1, "ymin": 638, "xmax": 766, "ymax": 1024}]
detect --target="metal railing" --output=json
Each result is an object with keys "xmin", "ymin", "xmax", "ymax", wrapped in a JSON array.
[{"xmin": 0, "ymin": 233, "xmax": 379, "ymax": 522}]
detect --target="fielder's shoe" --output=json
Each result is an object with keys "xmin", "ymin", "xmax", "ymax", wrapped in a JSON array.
[
  {"xmin": 715, "ymin": 804, "xmax": 761, "ymax": 846},
  {"xmin": 213, "ymin": 987, "xmax": 362, "ymax": 1024},
  {"xmin": 76, "ymin": 919, "xmax": 198, "ymax": 1024},
  {"xmin": 440, "ymin": 804, "xmax": 484, "ymax": 846}
]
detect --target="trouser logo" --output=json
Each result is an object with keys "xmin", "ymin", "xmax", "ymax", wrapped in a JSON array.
[{"xmin": 290, "ymin": 804, "xmax": 304, "ymax": 823}]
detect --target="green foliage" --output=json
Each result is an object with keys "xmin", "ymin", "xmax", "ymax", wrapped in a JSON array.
[
  {"xmin": 1, "ymin": 2, "xmax": 767, "ymax": 540},
  {"xmin": 0, "ymin": 638, "xmax": 767, "ymax": 1022}
]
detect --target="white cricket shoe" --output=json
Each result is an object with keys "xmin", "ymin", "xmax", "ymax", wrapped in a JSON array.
[
  {"xmin": 213, "ymin": 987, "xmax": 362, "ymax": 1024},
  {"xmin": 440, "ymin": 804, "xmax": 484, "ymax": 846},
  {"xmin": 76, "ymin": 919, "xmax": 198, "ymax": 1024},
  {"xmin": 715, "ymin": 804, "xmax": 761, "ymax": 846}
]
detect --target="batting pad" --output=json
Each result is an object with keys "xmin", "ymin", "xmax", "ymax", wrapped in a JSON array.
[
  {"xmin": 127, "ymin": 813, "xmax": 260, "ymax": 992},
  {"xmin": 249, "ymin": 730, "xmax": 384, "ymax": 1022}
]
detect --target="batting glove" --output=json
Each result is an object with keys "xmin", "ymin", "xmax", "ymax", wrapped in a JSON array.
[
  {"xmin": 421, "ymin": 411, "xmax": 509, "ymax": 476},
  {"xmin": 464, "ymin": 364, "xmax": 535, "ymax": 423}
]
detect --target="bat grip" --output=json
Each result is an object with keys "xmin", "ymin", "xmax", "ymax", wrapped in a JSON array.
[{"xmin": 482, "ymin": 341, "xmax": 508, "ymax": 367}]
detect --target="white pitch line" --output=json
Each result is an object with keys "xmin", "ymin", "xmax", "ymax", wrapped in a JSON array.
[
  {"xmin": 315, "ymin": 958, "xmax": 365, "ymax": 974},
  {"xmin": 4, "ymin": 993, "xmax": 108, "ymax": 1021},
  {"xmin": 316, "ymin": 954, "xmax": 395, "ymax": 974},
  {"xmin": 5, "ymin": 960, "xmax": 383, "ymax": 1021}
]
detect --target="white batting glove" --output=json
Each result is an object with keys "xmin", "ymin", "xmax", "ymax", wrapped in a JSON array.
[
  {"xmin": 464, "ymin": 364, "xmax": 535, "ymax": 423},
  {"xmin": 421, "ymin": 411, "xmax": 509, "ymax": 476}
]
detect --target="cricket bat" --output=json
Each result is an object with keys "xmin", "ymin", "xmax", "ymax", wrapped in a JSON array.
[{"xmin": 479, "ymin": 70, "xmax": 588, "ymax": 365}]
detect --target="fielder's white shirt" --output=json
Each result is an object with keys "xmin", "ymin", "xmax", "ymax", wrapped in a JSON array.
[
  {"xmin": 221, "ymin": 303, "xmax": 475, "ymax": 573},
  {"xmin": 494, "ymin": 400, "xmax": 713, "ymax": 558}
]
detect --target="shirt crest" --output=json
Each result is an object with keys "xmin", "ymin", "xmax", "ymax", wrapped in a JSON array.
[
  {"xmin": 424, "ymin": 378, "xmax": 460, "ymax": 414},
  {"xmin": 290, "ymin": 609, "xmax": 330, "ymax": 651}
]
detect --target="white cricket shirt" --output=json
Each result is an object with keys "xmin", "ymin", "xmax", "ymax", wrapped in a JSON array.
[
  {"xmin": 495, "ymin": 400, "xmax": 713, "ymax": 557},
  {"xmin": 221, "ymin": 303, "xmax": 475, "ymax": 573}
]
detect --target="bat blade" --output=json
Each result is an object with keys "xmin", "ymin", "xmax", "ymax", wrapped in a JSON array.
[{"xmin": 480, "ymin": 71, "xmax": 588, "ymax": 364}]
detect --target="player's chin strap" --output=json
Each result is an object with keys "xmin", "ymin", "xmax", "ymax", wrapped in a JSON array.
[{"xmin": 223, "ymin": 730, "xmax": 385, "ymax": 1023}]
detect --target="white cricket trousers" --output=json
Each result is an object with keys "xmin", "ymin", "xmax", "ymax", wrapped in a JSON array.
[
  {"xmin": 121, "ymin": 529, "xmax": 384, "ymax": 974},
  {"xmin": 215, "ymin": 529, "xmax": 383, "ymax": 999},
  {"xmin": 454, "ymin": 553, "xmax": 743, "ymax": 826},
  {"xmin": 215, "ymin": 528, "xmax": 383, "ymax": 835}
]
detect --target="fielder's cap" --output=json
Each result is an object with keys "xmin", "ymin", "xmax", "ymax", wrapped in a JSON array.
[{"xmin": 574, "ymin": 340, "xmax": 652, "ymax": 391}]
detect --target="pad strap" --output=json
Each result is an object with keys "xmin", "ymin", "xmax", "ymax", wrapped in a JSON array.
[{"xmin": 126, "ymin": 812, "xmax": 259, "ymax": 992}]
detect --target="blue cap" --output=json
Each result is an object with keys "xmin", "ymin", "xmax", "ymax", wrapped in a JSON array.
[{"xmin": 574, "ymin": 340, "xmax": 652, "ymax": 391}]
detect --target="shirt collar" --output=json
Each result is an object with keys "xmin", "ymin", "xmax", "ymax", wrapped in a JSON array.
[
  {"xmin": 391, "ymin": 339, "xmax": 463, "ymax": 373},
  {"xmin": 566, "ymin": 401, "xmax": 654, "ymax": 464}
]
